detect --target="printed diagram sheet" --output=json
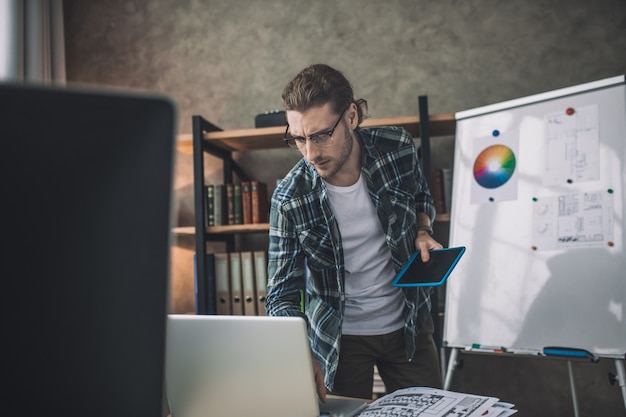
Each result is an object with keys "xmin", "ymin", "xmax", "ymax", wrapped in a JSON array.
[
  {"xmin": 532, "ymin": 190, "xmax": 614, "ymax": 250},
  {"xmin": 544, "ymin": 104, "xmax": 600, "ymax": 186},
  {"xmin": 356, "ymin": 387, "xmax": 516, "ymax": 417}
]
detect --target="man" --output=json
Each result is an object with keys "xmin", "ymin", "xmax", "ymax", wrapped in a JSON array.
[{"xmin": 266, "ymin": 64, "xmax": 443, "ymax": 401}]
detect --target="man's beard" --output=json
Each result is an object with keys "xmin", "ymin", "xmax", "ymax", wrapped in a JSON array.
[{"xmin": 312, "ymin": 122, "xmax": 353, "ymax": 182}]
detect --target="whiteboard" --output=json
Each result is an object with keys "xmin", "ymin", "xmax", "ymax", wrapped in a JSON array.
[{"xmin": 443, "ymin": 75, "xmax": 626, "ymax": 358}]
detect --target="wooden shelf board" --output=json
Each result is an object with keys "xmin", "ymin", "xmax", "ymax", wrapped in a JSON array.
[
  {"xmin": 172, "ymin": 226, "xmax": 195, "ymax": 235},
  {"xmin": 360, "ymin": 113, "xmax": 456, "ymax": 138},
  {"xmin": 174, "ymin": 113, "xmax": 457, "ymax": 153},
  {"xmin": 176, "ymin": 134, "xmax": 193, "ymax": 154},
  {"xmin": 204, "ymin": 125, "xmax": 286, "ymax": 151},
  {"xmin": 206, "ymin": 223, "xmax": 270, "ymax": 234},
  {"xmin": 175, "ymin": 216, "xmax": 447, "ymax": 235},
  {"xmin": 173, "ymin": 224, "xmax": 270, "ymax": 235}
]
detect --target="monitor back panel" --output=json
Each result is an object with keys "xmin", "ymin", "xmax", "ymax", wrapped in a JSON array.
[{"xmin": 1, "ymin": 83, "xmax": 177, "ymax": 417}]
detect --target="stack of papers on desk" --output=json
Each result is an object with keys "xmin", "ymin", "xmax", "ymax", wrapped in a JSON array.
[{"xmin": 353, "ymin": 387, "xmax": 517, "ymax": 417}]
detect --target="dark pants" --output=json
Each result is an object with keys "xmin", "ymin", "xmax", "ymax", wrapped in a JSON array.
[{"xmin": 330, "ymin": 315, "xmax": 442, "ymax": 399}]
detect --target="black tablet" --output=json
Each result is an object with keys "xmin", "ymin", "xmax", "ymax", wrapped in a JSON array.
[{"xmin": 392, "ymin": 246, "xmax": 466, "ymax": 287}]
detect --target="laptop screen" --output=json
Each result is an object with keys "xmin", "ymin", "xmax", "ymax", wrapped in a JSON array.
[{"xmin": 1, "ymin": 83, "xmax": 176, "ymax": 417}]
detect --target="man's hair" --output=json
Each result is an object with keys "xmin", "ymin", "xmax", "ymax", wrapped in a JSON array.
[{"xmin": 282, "ymin": 64, "xmax": 368, "ymax": 125}]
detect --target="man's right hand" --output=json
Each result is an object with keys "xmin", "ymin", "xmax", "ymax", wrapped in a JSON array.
[{"xmin": 311, "ymin": 355, "xmax": 327, "ymax": 403}]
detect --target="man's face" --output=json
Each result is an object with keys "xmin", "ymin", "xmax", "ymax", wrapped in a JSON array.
[{"xmin": 285, "ymin": 103, "xmax": 356, "ymax": 186}]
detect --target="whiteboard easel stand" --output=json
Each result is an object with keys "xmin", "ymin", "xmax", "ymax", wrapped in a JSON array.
[
  {"xmin": 443, "ymin": 347, "xmax": 459, "ymax": 390},
  {"xmin": 439, "ymin": 346, "xmax": 449, "ymax": 385},
  {"xmin": 442, "ymin": 349, "xmax": 583, "ymax": 413},
  {"xmin": 443, "ymin": 349, "xmax": 626, "ymax": 415},
  {"xmin": 610, "ymin": 358, "xmax": 626, "ymax": 410},
  {"xmin": 566, "ymin": 360, "xmax": 579, "ymax": 417}
]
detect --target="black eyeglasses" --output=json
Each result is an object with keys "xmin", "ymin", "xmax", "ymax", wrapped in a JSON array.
[{"xmin": 283, "ymin": 107, "xmax": 347, "ymax": 149}]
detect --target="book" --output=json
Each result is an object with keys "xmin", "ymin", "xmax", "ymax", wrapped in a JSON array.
[
  {"xmin": 240, "ymin": 251, "xmax": 257, "ymax": 316},
  {"xmin": 193, "ymin": 253, "xmax": 216, "ymax": 315},
  {"xmin": 214, "ymin": 253, "xmax": 231, "ymax": 315},
  {"xmin": 250, "ymin": 181, "xmax": 269, "ymax": 223},
  {"xmin": 205, "ymin": 184, "xmax": 215, "ymax": 226},
  {"xmin": 253, "ymin": 250, "xmax": 268, "ymax": 315},
  {"xmin": 213, "ymin": 184, "xmax": 224, "ymax": 226},
  {"xmin": 233, "ymin": 183, "xmax": 243, "ymax": 225},
  {"xmin": 229, "ymin": 252, "xmax": 244, "ymax": 315},
  {"xmin": 225, "ymin": 183, "xmax": 235, "ymax": 225},
  {"xmin": 241, "ymin": 181, "xmax": 252, "ymax": 224}
]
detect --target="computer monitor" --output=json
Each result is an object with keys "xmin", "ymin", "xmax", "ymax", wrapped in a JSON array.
[{"xmin": 0, "ymin": 82, "xmax": 177, "ymax": 417}]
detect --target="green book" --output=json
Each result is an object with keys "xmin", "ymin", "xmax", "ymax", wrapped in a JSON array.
[
  {"xmin": 206, "ymin": 184, "xmax": 215, "ymax": 226},
  {"xmin": 214, "ymin": 184, "xmax": 224, "ymax": 225},
  {"xmin": 233, "ymin": 183, "xmax": 243, "ymax": 225}
]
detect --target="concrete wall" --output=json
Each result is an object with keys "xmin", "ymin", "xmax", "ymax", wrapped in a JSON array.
[{"xmin": 63, "ymin": 1, "xmax": 626, "ymax": 415}]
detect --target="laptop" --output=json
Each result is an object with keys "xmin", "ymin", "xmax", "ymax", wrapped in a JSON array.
[
  {"xmin": 1, "ymin": 82, "xmax": 177, "ymax": 417},
  {"xmin": 165, "ymin": 314, "xmax": 368, "ymax": 417}
]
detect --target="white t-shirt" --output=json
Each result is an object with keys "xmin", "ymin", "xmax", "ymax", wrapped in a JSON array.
[{"xmin": 324, "ymin": 174, "xmax": 405, "ymax": 335}]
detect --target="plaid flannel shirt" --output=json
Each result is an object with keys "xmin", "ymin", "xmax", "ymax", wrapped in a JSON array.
[{"xmin": 266, "ymin": 126, "xmax": 436, "ymax": 391}]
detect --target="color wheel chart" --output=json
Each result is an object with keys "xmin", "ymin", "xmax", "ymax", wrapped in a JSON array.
[
  {"xmin": 473, "ymin": 144, "xmax": 516, "ymax": 189},
  {"xmin": 470, "ymin": 130, "xmax": 519, "ymax": 204}
]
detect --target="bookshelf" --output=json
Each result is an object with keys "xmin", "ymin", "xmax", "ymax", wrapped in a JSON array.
[
  {"xmin": 191, "ymin": 111, "xmax": 457, "ymax": 314},
  {"xmin": 180, "ymin": 113, "xmax": 456, "ymax": 154}
]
